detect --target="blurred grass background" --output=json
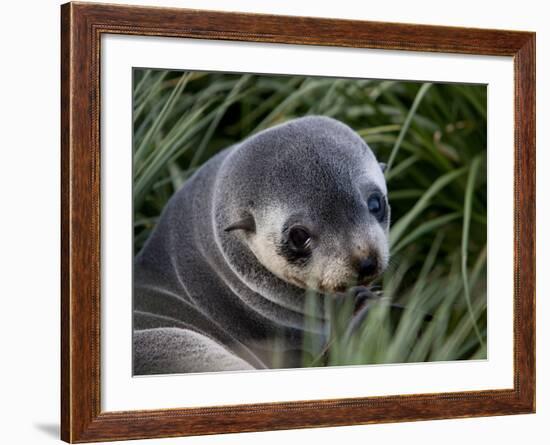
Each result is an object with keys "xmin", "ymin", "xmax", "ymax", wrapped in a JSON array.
[{"xmin": 133, "ymin": 69, "xmax": 487, "ymax": 366}]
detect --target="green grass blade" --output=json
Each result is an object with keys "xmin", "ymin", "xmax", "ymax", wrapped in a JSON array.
[
  {"xmin": 135, "ymin": 72, "xmax": 191, "ymax": 161},
  {"xmin": 389, "ymin": 167, "xmax": 467, "ymax": 247},
  {"xmin": 253, "ymin": 79, "xmax": 335, "ymax": 132},
  {"xmin": 385, "ymin": 82, "xmax": 432, "ymax": 172},
  {"xmin": 461, "ymin": 155, "xmax": 485, "ymax": 347},
  {"xmin": 384, "ymin": 154, "xmax": 419, "ymax": 182},
  {"xmin": 391, "ymin": 212, "xmax": 461, "ymax": 253},
  {"xmin": 189, "ymin": 74, "xmax": 251, "ymax": 169}
]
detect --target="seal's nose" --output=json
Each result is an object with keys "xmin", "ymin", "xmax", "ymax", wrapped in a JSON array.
[{"xmin": 357, "ymin": 255, "xmax": 378, "ymax": 281}]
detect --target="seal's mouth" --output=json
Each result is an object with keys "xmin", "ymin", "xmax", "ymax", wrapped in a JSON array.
[
  {"xmin": 288, "ymin": 270, "xmax": 384, "ymax": 296},
  {"xmin": 316, "ymin": 278, "xmax": 380, "ymax": 297},
  {"xmin": 330, "ymin": 275, "xmax": 381, "ymax": 295}
]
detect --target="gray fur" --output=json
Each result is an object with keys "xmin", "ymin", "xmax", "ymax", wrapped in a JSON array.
[
  {"xmin": 134, "ymin": 116, "xmax": 389, "ymax": 374},
  {"xmin": 134, "ymin": 328, "xmax": 254, "ymax": 374}
]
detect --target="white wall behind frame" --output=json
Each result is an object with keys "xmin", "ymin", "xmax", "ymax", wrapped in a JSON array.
[{"xmin": 0, "ymin": 0, "xmax": 546, "ymax": 445}]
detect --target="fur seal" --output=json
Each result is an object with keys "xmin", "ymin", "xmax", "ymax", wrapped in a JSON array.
[{"xmin": 133, "ymin": 116, "xmax": 390, "ymax": 374}]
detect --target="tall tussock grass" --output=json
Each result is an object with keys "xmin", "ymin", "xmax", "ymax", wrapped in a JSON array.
[{"xmin": 133, "ymin": 69, "xmax": 487, "ymax": 365}]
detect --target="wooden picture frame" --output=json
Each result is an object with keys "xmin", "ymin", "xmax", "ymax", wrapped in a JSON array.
[{"xmin": 61, "ymin": 2, "xmax": 536, "ymax": 442}]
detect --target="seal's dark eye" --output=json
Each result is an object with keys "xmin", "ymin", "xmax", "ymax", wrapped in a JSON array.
[
  {"xmin": 288, "ymin": 226, "xmax": 312, "ymax": 252},
  {"xmin": 367, "ymin": 193, "xmax": 386, "ymax": 221}
]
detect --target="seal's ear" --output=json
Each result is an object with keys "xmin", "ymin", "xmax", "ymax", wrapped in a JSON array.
[
  {"xmin": 224, "ymin": 214, "xmax": 256, "ymax": 233},
  {"xmin": 379, "ymin": 162, "xmax": 387, "ymax": 173}
]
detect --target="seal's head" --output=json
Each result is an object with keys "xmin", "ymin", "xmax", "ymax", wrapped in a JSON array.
[{"xmin": 219, "ymin": 116, "xmax": 390, "ymax": 294}]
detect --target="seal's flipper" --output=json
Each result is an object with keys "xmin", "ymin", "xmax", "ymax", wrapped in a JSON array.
[{"xmin": 133, "ymin": 328, "xmax": 255, "ymax": 375}]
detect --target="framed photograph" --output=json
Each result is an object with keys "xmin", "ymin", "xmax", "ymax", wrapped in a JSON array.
[{"xmin": 61, "ymin": 2, "xmax": 535, "ymax": 442}]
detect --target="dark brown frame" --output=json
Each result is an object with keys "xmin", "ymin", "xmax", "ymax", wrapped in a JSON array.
[{"xmin": 61, "ymin": 1, "xmax": 536, "ymax": 442}]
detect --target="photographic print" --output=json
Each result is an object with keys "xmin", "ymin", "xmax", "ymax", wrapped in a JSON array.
[
  {"xmin": 61, "ymin": 4, "xmax": 535, "ymax": 441},
  {"xmin": 132, "ymin": 69, "xmax": 487, "ymax": 376}
]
